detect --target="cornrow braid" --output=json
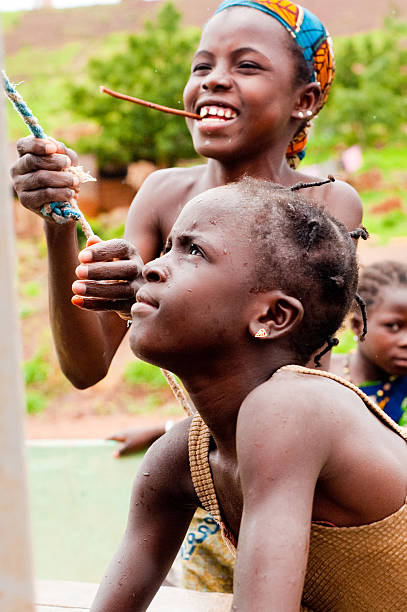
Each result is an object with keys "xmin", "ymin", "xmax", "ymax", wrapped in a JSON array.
[
  {"xmin": 314, "ymin": 336, "xmax": 339, "ymax": 368},
  {"xmin": 355, "ymin": 260, "xmax": 407, "ymax": 312},
  {"xmin": 354, "ymin": 293, "xmax": 368, "ymax": 339},
  {"xmin": 350, "ymin": 226, "xmax": 369, "ymax": 241},
  {"xmin": 291, "ymin": 175, "xmax": 335, "ymax": 192},
  {"xmin": 230, "ymin": 177, "xmax": 360, "ymax": 364}
]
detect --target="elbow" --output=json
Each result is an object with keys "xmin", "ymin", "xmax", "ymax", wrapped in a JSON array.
[{"xmin": 60, "ymin": 361, "xmax": 109, "ymax": 390}]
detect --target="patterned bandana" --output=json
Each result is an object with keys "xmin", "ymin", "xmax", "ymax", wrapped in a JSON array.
[{"xmin": 215, "ymin": 0, "xmax": 335, "ymax": 167}]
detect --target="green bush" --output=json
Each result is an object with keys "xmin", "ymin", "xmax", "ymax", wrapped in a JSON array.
[
  {"xmin": 68, "ymin": 3, "xmax": 200, "ymax": 167},
  {"xmin": 26, "ymin": 390, "xmax": 48, "ymax": 415},
  {"xmin": 124, "ymin": 360, "xmax": 167, "ymax": 388},
  {"xmin": 311, "ymin": 17, "xmax": 407, "ymax": 155},
  {"xmin": 23, "ymin": 350, "xmax": 48, "ymax": 386}
]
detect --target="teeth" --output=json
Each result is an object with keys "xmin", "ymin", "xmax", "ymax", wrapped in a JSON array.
[{"xmin": 199, "ymin": 105, "xmax": 237, "ymax": 119}]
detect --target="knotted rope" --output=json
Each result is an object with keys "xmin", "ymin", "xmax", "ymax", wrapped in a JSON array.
[{"xmin": 2, "ymin": 71, "xmax": 194, "ymax": 416}]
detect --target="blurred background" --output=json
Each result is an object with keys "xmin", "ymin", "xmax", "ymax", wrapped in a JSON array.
[{"xmin": 2, "ymin": 0, "xmax": 407, "ymax": 583}]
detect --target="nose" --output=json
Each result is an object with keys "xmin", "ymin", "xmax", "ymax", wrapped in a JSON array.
[
  {"xmin": 142, "ymin": 258, "xmax": 168, "ymax": 283},
  {"xmin": 202, "ymin": 63, "xmax": 232, "ymax": 92}
]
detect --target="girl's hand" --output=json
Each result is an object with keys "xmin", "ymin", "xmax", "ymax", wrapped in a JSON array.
[
  {"xmin": 10, "ymin": 136, "xmax": 80, "ymax": 219},
  {"xmin": 108, "ymin": 425, "xmax": 166, "ymax": 457},
  {"xmin": 72, "ymin": 237, "xmax": 144, "ymax": 320}
]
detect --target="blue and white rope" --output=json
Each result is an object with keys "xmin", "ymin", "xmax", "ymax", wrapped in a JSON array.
[{"xmin": 2, "ymin": 70, "xmax": 94, "ymax": 237}]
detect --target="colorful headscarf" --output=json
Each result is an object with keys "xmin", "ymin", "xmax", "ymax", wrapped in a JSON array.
[{"xmin": 215, "ymin": 0, "xmax": 335, "ymax": 168}]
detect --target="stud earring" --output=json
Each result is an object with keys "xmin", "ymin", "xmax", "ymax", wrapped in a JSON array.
[
  {"xmin": 255, "ymin": 329, "xmax": 268, "ymax": 338},
  {"xmin": 353, "ymin": 334, "xmax": 359, "ymax": 342},
  {"xmin": 306, "ymin": 110, "xmax": 313, "ymax": 117},
  {"xmin": 298, "ymin": 111, "xmax": 304, "ymax": 118}
]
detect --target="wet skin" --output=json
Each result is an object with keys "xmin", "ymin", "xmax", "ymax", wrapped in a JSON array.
[{"xmin": 90, "ymin": 188, "xmax": 406, "ymax": 612}]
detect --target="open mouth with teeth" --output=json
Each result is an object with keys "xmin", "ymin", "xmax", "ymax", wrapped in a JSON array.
[{"xmin": 199, "ymin": 105, "xmax": 238, "ymax": 120}]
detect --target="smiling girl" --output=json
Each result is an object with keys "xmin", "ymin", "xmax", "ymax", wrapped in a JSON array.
[{"xmin": 332, "ymin": 261, "xmax": 407, "ymax": 425}]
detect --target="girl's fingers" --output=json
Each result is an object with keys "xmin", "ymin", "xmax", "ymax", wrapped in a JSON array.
[
  {"xmin": 75, "ymin": 260, "xmax": 142, "ymax": 282},
  {"xmin": 86, "ymin": 235, "xmax": 102, "ymax": 247},
  {"xmin": 78, "ymin": 238, "xmax": 139, "ymax": 264},
  {"xmin": 72, "ymin": 279, "xmax": 135, "ymax": 299},
  {"xmin": 71, "ymin": 296, "xmax": 135, "ymax": 313},
  {"xmin": 18, "ymin": 187, "xmax": 77, "ymax": 211},
  {"xmin": 11, "ymin": 153, "xmax": 72, "ymax": 177}
]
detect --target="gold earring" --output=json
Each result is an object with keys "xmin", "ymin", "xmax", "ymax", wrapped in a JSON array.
[{"xmin": 255, "ymin": 329, "xmax": 268, "ymax": 338}]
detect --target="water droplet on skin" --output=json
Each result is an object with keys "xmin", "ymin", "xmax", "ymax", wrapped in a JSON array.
[
  {"xmin": 209, "ymin": 219, "xmax": 216, "ymax": 225},
  {"xmin": 143, "ymin": 472, "xmax": 150, "ymax": 476},
  {"xmin": 223, "ymin": 249, "xmax": 227, "ymax": 255},
  {"xmin": 228, "ymin": 138, "xmax": 232, "ymax": 143},
  {"xmin": 205, "ymin": 140, "xmax": 210, "ymax": 145}
]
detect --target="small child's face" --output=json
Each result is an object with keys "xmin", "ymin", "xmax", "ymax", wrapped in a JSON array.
[
  {"xmin": 129, "ymin": 188, "xmax": 256, "ymax": 369},
  {"xmin": 183, "ymin": 7, "xmax": 300, "ymax": 161},
  {"xmin": 356, "ymin": 287, "xmax": 407, "ymax": 376}
]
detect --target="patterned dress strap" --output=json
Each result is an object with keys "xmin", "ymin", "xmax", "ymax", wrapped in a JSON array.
[
  {"xmin": 280, "ymin": 365, "xmax": 407, "ymax": 442},
  {"xmin": 188, "ymin": 414, "xmax": 237, "ymax": 555}
]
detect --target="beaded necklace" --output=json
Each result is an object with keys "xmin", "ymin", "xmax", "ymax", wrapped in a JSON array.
[{"xmin": 343, "ymin": 353, "xmax": 403, "ymax": 423}]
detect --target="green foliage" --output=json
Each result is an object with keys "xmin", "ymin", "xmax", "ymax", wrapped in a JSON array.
[
  {"xmin": 77, "ymin": 219, "xmax": 125, "ymax": 249},
  {"xmin": 68, "ymin": 3, "xmax": 200, "ymax": 166},
  {"xmin": 26, "ymin": 390, "xmax": 48, "ymax": 415},
  {"xmin": 1, "ymin": 11, "xmax": 22, "ymax": 33},
  {"xmin": 311, "ymin": 17, "xmax": 407, "ymax": 155},
  {"xmin": 23, "ymin": 350, "xmax": 48, "ymax": 386},
  {"xmin": 124, "ymin": 360, "xmax": 167, "ymax": 388},
  {"xmin": 21, "ymin": 281, "xmax": 41, "ymax": 298},
  {"xmin": 333, "ymin": 328, "xmax": 356, "ymax": 354}
]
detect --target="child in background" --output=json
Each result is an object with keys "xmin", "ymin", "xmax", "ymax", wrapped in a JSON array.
[
  {"xmin": 90, "ymin": 178, "xmax": 407, "ymax": 612},
  {"xmin": 331, "ymin": 261, "xmax": 407, "ymax": 425}
]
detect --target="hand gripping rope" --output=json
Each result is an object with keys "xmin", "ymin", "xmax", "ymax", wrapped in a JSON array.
[{"xmin": 2, "ymin": 71, "xmax": 194, "ymax": 416}]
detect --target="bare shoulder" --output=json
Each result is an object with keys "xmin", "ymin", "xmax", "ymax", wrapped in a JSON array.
[
  {"xmin": 136, "ymin": 417, "xmax": 197, "ymax": 506},
  {"xmin": 293, "ymin": 170, "xmax": 363, "ymax": 231},
  {"xmin": 132, "ymin": 164, "xmax": 206, "ymax": 205},
  {"xmin": 237, "ymin": 367, "xmax": 361, "ymax": 457}
]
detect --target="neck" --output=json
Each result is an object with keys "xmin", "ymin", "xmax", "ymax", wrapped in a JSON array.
[
  {"xmin": 205, "ymin": 148, "xmax": 295, "ymax": 187},
  {"xmin": 349, "ymin": 349, "xmax": 388, "ymax": 385},
  {"xmin": 175, "ymin": 348, "xmax": 296, "ymax": 457}
]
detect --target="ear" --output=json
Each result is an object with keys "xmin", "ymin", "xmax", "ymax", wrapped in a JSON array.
[
  {"xmin": 350, "ymin": 313, "xmax": 363, "ymax": 337},
  {"xmin": 249, "ymin": 290, "xmax": 304, "ymax": 341},
  {"xmin": 291, "ymin": 82, "xmax": 322, "ymax": 121}
]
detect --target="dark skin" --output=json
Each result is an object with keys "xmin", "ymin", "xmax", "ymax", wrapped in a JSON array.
[
  {"xmin": 10, "ymin": 7, "xmax": 362, "ymax": 390},
  {"xmin": 90, "ymin": 187, "xmax": 406, "ymax": 612},
  {"xmin": 332, "ymin": 286, "xmax": 407, "ymax": 384}
]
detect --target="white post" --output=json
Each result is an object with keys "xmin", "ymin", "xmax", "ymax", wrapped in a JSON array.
[{"xmin": 0, "ymin": 24, "xmax": 35, "ymax": 612}]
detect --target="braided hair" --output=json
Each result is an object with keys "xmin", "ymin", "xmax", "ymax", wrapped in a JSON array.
[
  {"xmin": 356, "ymin": 261, "xmax": 407, "ymax": 312},
  {"xmin": 227, "ymin": 176, "xmax": 367, "ymax": 366}
]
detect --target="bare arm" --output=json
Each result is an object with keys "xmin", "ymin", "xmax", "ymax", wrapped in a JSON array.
[
  {"xmin": 232, "ymin": 375, "xmax": 330, "ymax": 612},
  {"xmin": 11, "ymin": 138, "xmax": 163, "ymax": 388},
  {"xmin": 91, "ymin": 420, "xmax": 197, "ymax": 612}
]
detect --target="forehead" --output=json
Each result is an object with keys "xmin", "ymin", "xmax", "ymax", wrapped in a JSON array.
[
  {"xmin": 199, "ymin": 7, "xmax": 293, "ymax": 60},
  {"xmin": 172, "ymin": 187, "xmax": 251, "ymax": 242},
  {"xmin": 371, "ymin": 286, "xmax": 407, "ymax": 317}
]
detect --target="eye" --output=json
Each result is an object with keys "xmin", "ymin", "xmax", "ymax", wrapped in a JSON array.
[
  {"xmin": 192, "ymin": 63, "xmax": 212, "ymax": 74},
  {"xmin": 189, "ymin": 243, "xmax": 203, "ymax": 257},
  {"xmin": 385, "ymin": 322, "xmax": 401, "ymax": 332},
  {"xmin": 238, "ymin": 61, "xmax": 261, "ymax": 71}
]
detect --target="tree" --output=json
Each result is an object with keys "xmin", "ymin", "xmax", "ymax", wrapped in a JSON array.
[
  {"xmin": 310, "ymin": 17, "xmax": 407, "ymax": 154},
  {"xmin": 69, "ymin": 3, "xmax": 200, "ymax": 169}
]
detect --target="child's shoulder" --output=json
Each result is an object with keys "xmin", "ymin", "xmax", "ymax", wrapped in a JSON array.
[
  {"xmin": 237, "ymin": 366, "xmax": 361, "ymax": 447},
  {"xmin": 139, "ymin": 164, "xmax": 207, "ymax": 197},
  {"xmin": 293, "ymin": 170, "xmax": 363, "ymax": 231}
]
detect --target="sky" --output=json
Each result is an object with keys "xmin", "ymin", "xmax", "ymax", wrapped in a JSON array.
[{"xmin": 0, "ymin": 0, "xmax": 121, "ymax": 11}]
